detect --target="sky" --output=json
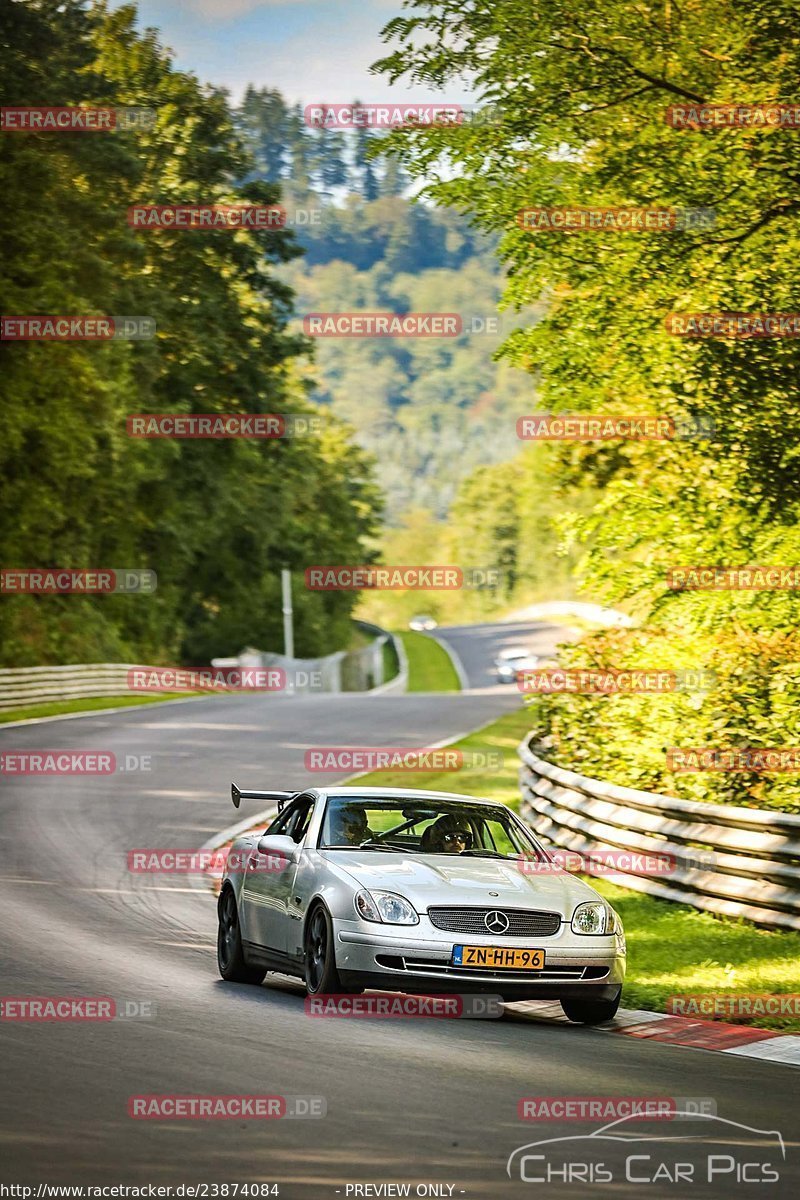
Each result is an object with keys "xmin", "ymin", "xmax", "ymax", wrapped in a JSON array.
[{"xmin": 118, "ymin": 0, "xmax": 472, "ymax": 106}]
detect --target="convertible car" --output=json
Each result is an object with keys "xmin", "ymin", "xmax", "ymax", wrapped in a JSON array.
[{"xmin": 217, "ymin": 785, "xmax": 626, "ymax": 1024}]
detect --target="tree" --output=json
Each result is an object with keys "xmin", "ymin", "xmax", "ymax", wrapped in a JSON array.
[
  {"xmin": 372, "ymin": 0, "xmax": 800, "ymax": 807},
  {"xmin": 236, "ymin": 86, "xmax": 289, "ymax": 182},
  {"xmin": 0, "ymin": 0, "xmax": 382, "ymax": 665}
]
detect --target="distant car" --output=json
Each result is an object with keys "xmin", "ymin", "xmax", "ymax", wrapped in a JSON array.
[
  {"xmin": 409, "ymin": 614, "xmax": 437, "ymax": 631},
  {"xmin": 217, "ymin": 785, "xmax": 625, "ymax": 1024},
  {"xmin": 497, "ymin": 645, "xmax": 529, "ymax": 662},
  {"xmin": 511, "ymin": 655, "xmax": 543, "ymax": 685},
  {"xmin": 495, "ymin": 647, "xmax": 537, "ymax": 683}
]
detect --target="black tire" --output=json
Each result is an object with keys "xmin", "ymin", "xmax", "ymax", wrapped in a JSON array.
[
  {"xmin": 560, "ymin": 990, "xmax": 621, "ymax": 1025},
  {"xmin": 304, "ymin": 904, "xmax": 345, "ymax": 995},
  {"xmin": 217, "ymin": 887, "xmax": 265, "ymax": 984}
]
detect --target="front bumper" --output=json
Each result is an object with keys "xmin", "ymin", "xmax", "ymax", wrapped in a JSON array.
[{"xmin": 333, "ymin": 916, "xmax": 626, "ymax": 1001}]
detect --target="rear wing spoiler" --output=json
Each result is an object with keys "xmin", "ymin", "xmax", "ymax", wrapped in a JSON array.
[{"xmin": 231, "ymin": 783, "xmax": 296, "ymax": 811}]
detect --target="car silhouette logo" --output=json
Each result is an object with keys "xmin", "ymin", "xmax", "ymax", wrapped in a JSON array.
[
  {"xmin": 485, "ymin": 910, "xmax": 510, "ymax": 933},
  {"xmin": 507, "ymin": 1111, "xmax": 786, "ymax": 1180}
]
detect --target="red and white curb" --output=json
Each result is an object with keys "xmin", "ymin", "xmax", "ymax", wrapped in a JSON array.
[{"xmin": 508, "ymin": 1001, "xmax": 800, "ymax": 1066}]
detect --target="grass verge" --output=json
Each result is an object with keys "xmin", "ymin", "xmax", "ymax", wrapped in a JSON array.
[
  {"xmin": 349, "ymin": 704, "xmax": 800, "ymax": 1032},
  {"xmin": 395, "ymin": 630, "xmax": 460, "ymax": 692},
  {"xmin": 0, "ymin": 692, "xmax": 203, "ymax": 724},
  {"xmin": 381, "ymin": 636, "xmax": 400, "ymax": 686}
]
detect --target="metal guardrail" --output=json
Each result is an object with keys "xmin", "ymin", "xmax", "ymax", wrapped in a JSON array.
[
  {"xmin": 0, "ymin": 627, "xmax": 401, "ymax": 711},
  {"xmin": 217, "ymin": 626, "xmax": 395, "ymax": 695},
  {"xmin": 0, "ymin": 663, "xmax": 138, "ymax": 710},
  {"xmin": 518, "ymin": 731, "xmax": 800, "ymax": 932},
  {"xmin": 355, "ymin": 622, "xmax": 407, "ymax": 695}
]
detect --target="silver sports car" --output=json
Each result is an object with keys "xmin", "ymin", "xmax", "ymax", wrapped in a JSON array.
[{"xmin": 217, "ymin": 785, "xmax": 626, "ymax": 1024}]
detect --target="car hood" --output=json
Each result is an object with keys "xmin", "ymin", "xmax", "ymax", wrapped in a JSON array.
[{"xmin": 320, "ymin": 851, "xmax": 599, "ymax": 916}]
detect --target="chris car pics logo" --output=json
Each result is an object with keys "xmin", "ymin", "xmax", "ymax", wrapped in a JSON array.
[{"xmin": 507, "ymin": 1112, "xmax": 784, "ymax": 1185}]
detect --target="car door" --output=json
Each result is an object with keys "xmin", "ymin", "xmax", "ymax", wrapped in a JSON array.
[{"xmin": 241, "ymin": 794, "xmax": 315, "ymax": 957}]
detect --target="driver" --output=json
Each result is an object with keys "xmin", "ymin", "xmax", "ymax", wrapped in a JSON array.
[
  {"xmin": 426, "ymin": 814, "xmax": 473, "ymax": 854},
  {"xmin": 329, "ymin": 804, "xmax": 372, "ymax": 846}
]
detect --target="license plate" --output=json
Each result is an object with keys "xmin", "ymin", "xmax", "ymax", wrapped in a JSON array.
[{"xmin": 452, "ymin": 945, "xmax": 545, "ymax": 970}]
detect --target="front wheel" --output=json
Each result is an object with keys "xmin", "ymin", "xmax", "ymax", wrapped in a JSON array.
[
  {"xmin": 560, "ymin": 990, "xmax": 621, "ymax": 1025},
  {"xmin": 304, "ymin": 904, "xmax": 345, "ymax": 995},
  {"xmin": 217, "ymin": 888, "xmax": 265, "ymax": 984}
]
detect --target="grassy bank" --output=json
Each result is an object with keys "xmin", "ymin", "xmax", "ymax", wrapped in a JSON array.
[
  {"xmin": 349, "ymin": 705, "xmax": 800, "ymax": 1033},
  {"xmin": 395, "ymin": 630, "xmax": 461, "ymax": 692},
  {"xmin": 0, "ymin": 692, "xmax": 204, "ymax": 724}
]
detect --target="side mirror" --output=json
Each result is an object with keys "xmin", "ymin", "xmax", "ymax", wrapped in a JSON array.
[{"xmin": 256, "ymin": 833, "xmax": 298, "ymax": 866}]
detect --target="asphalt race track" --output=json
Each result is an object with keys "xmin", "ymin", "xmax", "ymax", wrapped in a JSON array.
[
  {"xmin": 428, "ymin": 620, "xmax": 568, "ymax": 691},
  {"xmin": 1, "ymin": 622, "xmax": 797, "ymax": 1198}
]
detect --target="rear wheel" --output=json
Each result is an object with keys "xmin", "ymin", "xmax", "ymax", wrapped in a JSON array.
[
  {"xmin": 560, "ymin": 990, "xmax": 621, "ymax": 1025},
  {"xmin": 217, "ymin": 888, "xmax": 265, "ymax": 984}
]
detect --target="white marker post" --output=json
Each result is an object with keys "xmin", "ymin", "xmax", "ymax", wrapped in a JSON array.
[{"xmin": 281, "ymin": 568, "xmax": 295, "ymax": 695}]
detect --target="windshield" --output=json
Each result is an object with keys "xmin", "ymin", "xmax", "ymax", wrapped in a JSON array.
[{"xmin": 319, "ymin": 796, "xmax": 544, "ymax": 858}]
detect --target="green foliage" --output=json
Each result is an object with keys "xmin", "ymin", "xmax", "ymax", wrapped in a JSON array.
[
  {"xmin": 357, "ymin": 449, "xmax": 595, "ymax": 628},
  {"xmin": 235, "ymin": 87, "xmax": 403, "ymax": 202},
  {"xmin": 285, "ymin": 243, "xmax": 537, "ymax": 519},
  {"xmin": 234, "ymin": 87, "xmax": 539, "ymax": 521},
  {"xmin": 529, "ymin": 626, "xmax": 800, "ymax": 811},
  {"xmin": 373, "ymin": 0, "xmax": 800, "ymax": 808},
  {"xmin": 0, "ymin": 0, "xmax": 381, "ymax": 666}
]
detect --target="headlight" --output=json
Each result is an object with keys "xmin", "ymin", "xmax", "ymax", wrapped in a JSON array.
[
  {"xmin": 571, "ymin": 901, "xmax": 615, "ymax": 935},
  {"xmin": 354, "ymin": 889, "xmax": 419, "ymax": 925}
]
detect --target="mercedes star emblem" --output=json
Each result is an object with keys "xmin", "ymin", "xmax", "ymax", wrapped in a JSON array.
[{"xmin": 484, "ymin": 909, "xmax": 510, "ymax": 933}]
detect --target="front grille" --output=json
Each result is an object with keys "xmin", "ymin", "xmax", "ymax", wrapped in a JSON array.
[{"xmin": 427, "ymin": 906, "xmax": 562, "ymax": 937}]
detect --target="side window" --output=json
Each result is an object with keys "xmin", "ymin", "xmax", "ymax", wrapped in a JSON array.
[
  {"xmin": 265, "ymin": 794, "xmax": 314, "ymax": 843},
  {"xmin": 292, "ymin": 798, "xmax": 315, "ymax": 844},
  {"xmin": 265, "ymin": 797, "xmax": 302, "ymax": 837}
]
